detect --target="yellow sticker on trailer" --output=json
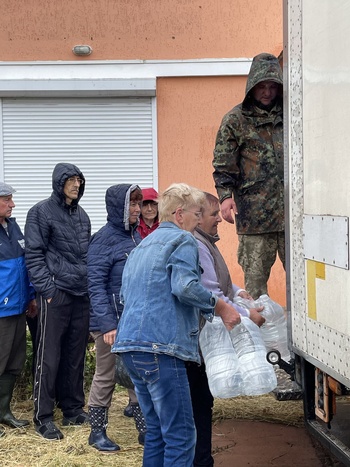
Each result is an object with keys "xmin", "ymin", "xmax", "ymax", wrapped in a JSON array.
[{"xmin": 306, "ymin": 260, "xmax": 325, "ymax": 320}]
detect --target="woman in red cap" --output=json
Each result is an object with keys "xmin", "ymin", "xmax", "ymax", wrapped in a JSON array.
[{"xmin": 137, "ymin": 188, "xmax": 159, "ymax": 239}]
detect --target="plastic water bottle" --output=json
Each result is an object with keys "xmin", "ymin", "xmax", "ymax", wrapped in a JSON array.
[
  {"xmin": 233, "ymin": 295, "xmax": 255, "ymax": 311},
  {"xmin": 229, "ymin": 316, "xmax": 277, "ymax": 396},
  {"xmin": 199, "ymin": 316, "xmax": 243, "ymax": 398},
  {"xmin": 255, "ymin": 294, "xmax": 291, "ymax": 362}
]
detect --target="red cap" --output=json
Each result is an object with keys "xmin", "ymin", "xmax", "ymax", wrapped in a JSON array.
[{"xmin": 142, "ymin": 187, "xmax": 158, "ymax": 202}]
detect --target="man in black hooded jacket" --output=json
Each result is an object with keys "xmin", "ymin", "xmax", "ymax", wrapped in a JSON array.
[{"xmin": 25, "ymin": 162, "xmax": 91, "ymax": 440}]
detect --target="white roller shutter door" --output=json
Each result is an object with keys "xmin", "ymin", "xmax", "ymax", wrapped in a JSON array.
[{"xmin": 1, "ymin": 97, "xmax": 156, "ymax": 232}]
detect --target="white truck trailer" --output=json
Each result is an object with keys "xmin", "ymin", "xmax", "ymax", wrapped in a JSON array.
[{"xmin": 284, "ymin": 0, "xmax": 350, "ymax": 464}]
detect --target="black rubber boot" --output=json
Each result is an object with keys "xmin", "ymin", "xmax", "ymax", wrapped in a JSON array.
[
  {"xmin": 131, "ymin": 404, "xmax": 147, "ymax": 445},
  {"xmin": 88, "ymin": 406, "xmax": 120, "ymax": 453},
  {"xmin": 0, "ymin": 373, "xmax": 29, "ymax": 428}
]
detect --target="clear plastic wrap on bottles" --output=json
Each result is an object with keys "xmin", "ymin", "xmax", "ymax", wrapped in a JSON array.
[
  {"xmin": 229, "ymin": 316, "xmax": 277, "ymax": 396},
  {"xmin": 233, "ymin": 295, "xmax": 255, "ymax": 311},
  {"xmin": 199, "ymin": 316, "xmax": 243, "ymax": 398},
  {"xmin": 255, "ymin": 294, "xmax": 291, "ymax": 362}
]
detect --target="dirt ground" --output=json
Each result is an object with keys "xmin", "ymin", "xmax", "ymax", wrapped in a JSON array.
[{"xmin": 212, "ymin": 419, "xmax": 343, "ymax": 467}]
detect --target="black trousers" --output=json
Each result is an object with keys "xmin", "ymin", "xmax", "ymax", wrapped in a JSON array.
[
  {"xmin": 33, "ymin": 290, "xmax": 90, "ymax": 425},
  {"xmin": 186, "ymin": 361, "xmax": 214, "ymax": 467}
]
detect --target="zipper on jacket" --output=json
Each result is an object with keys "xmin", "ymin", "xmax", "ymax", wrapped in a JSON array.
[
  {"xmin": 112, "ymin": 293, "xmax": 122, "ymax": 321},
  {"xmin": 131, "ymin": 227, "xmax": 138, "ymax": 247}
]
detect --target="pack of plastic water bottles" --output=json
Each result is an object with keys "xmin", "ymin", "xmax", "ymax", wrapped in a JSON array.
[{"xmin": 199, "ymin": 315, "xmax": 277, "ymax": 398}]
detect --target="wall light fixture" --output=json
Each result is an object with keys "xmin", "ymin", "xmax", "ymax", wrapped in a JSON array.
[{"xmin": 72, "ymin": 45, "xmax": 93, "ymax": 56}]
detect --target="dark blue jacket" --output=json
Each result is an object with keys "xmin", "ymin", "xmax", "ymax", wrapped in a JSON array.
[
  {"xmin": 88, "ymin": 184, "xmax": 141, "ymax": 334},
  {"xmin": 25, "ymin": 163, "xmax": 91, "ymax": 298},
  {"xmin": 0, "ymin": 218, "xmax": 35, "ymax": 318}
]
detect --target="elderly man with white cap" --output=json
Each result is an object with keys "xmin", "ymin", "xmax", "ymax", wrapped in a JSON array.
[{"xmin": 0, "ymin": 182, "xmax": 37, "ymax": 437}]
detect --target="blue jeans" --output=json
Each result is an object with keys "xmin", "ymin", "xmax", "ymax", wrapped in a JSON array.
[{"xmin": 121, "ymin": 352, "xmax": 196, "ymax": 467}]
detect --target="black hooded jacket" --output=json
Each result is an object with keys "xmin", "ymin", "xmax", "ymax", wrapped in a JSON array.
[
  {"xmin": 87, "ymin": 184, "xmax": 142, "ymax": 334},
  {"xmin": 25, "ymin": 162, "xmax": 91, "ymax": 298}
]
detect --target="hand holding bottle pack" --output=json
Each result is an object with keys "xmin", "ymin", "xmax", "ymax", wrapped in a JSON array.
[
  {"xmin": 234, "ymin": 294, "xmax": 291, "ymax": 363},
  {"xmin": 200, "ymin": 315, "xmax": 277, "ymax": 398},
  {"xmin": 199, "ymin": 316, "xmax": 243, "ymax": 398},
  {"xmin": 254, "ymin": 294, "xmax": 291, "ymax": 362}
]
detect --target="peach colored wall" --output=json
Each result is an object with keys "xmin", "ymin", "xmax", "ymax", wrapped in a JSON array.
[
  {"xmin": 157, "ymin": 76, "xmax": 286, "ymax": 306},
  {"xmin": 0, "ymin": 0, "xmax": 285, "ymax": 303},
  {"xmin": 1, "ymin": 0, "xmax": 282, "ymax": 61}
]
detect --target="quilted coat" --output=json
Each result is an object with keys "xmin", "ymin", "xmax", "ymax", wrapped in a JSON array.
[
  {"xmin": 25, "ymin": 162, "xmax": 91, "ymax": 298},
  {"xmin": 88, "ymin": 184, "xmax": 142, "ymax": 334}
]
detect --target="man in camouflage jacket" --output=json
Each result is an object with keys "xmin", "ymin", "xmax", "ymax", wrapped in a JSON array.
[{"xmin": 213, "ymin": 52, "xmax": 284, "ymax": 299}]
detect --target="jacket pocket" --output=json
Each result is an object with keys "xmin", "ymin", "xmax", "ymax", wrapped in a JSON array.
[{"xmin": 238, "ymin": 178, "xmax": 265, "ymax": 195}]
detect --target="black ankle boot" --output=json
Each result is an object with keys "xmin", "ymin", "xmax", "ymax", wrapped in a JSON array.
[
  {"xmin": 88, "ymin": 406, "xmax": 120, "ymax": 453},
  {"xmin": 123, "ymin": 399, "xmax": 134, "ymax": 418},
  {"xmin": 0, "ymin": 374, "xmax": 29, "ymax": 428}
]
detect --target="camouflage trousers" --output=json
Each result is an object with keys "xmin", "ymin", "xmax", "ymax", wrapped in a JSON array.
[{"xmin": 237, "ymin": 232, "xmax": 285, "ymax": 299}]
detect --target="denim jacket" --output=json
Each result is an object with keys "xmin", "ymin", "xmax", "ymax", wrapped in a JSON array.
[{"xmin": 112, "ymin": 222, "xmax": 216, "ymax": 364}]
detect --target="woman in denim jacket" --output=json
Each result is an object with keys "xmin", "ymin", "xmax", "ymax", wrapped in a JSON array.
[{"xmin": 112, "ymin": 183, "xmax": 241, "ymax": 467}]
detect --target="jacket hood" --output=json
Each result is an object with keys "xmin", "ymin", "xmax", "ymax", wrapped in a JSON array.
[
  {"xmin": 244, "ymin": 53, "xmax": 283, "ymax": 104},
  {"xmin": 52, "ymin": 162, "xmax": 85, "ymax": 206},
  {"xmin": 141, "ymin": 187, "xmax": 158, "ymax": 202},
  {"xmin": 106, "ymin": 183, "xmax": 141, "ymax": 231}
]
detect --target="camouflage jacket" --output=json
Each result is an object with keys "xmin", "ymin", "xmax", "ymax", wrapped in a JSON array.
[{"xmin": 213, "ymin": 53, "xmax": 284, "ymax": 235}]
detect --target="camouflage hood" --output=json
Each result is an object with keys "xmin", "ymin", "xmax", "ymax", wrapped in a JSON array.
[{"xmin": 244, "ymin": 53, "xmax": 283, "ymax": 104}]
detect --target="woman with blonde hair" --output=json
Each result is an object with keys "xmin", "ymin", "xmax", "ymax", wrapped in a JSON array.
[{"xmin": 113, "ymin": 183, "xmax": 241, "ymax": 466}]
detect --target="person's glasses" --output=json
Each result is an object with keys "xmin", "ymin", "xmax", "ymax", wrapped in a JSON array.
[
  {"xmin": 172, "ymin": 208, "xmax": 202, "ymax": 219},
  {"xmin": 183, "ymin": 209, "xmax": 202, "ymax": 219},
  {"xmin": 66, "ymin": 177, "xmax": 84, "ymax": 185}
]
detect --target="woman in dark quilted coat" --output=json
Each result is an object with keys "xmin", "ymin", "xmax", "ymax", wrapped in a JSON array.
[{"xmin": 87, "ymin": 183, "xmax": 146, "ymax": 452}]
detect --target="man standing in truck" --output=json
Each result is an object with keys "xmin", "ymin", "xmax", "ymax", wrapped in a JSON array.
[{"xmin": 213, "ymin": 52, "xmax": 284, "ymax": 299}]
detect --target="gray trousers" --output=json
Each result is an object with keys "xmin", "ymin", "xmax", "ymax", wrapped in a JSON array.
[{"xmin": 88, "ymin": 331, "xmax": 137, "ymax": 407}]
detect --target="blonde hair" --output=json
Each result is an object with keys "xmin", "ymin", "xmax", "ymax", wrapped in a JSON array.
[{"xmin": 158, "ymin": 183, "xmax": 206, "ymax": 222}]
